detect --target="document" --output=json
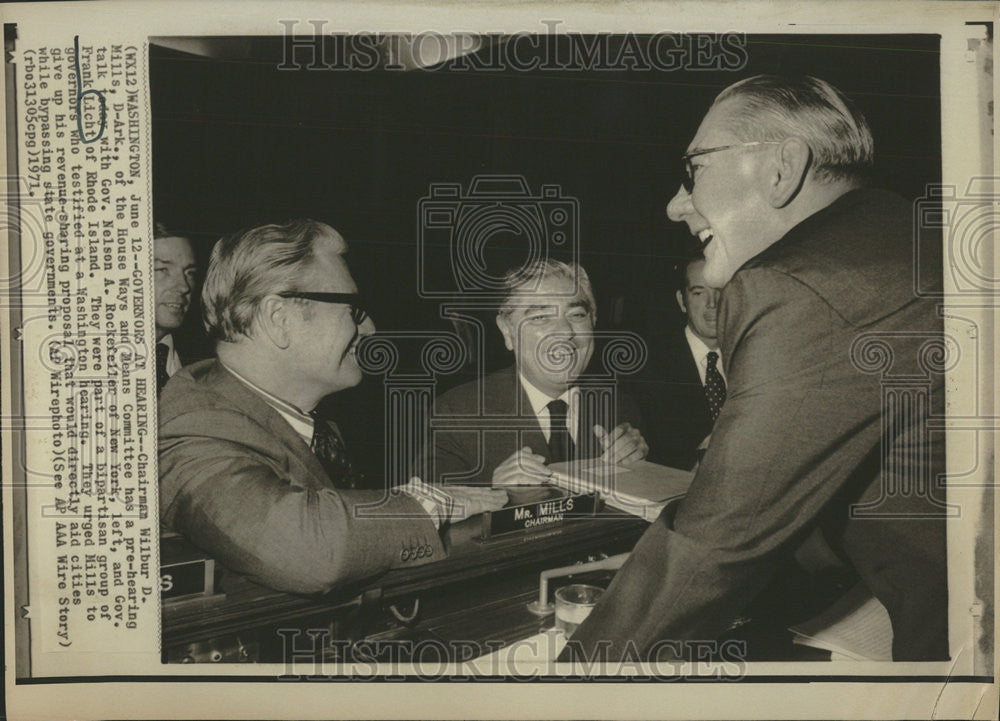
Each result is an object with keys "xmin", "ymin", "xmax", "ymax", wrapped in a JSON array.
[{"xmin": 548, "ymin": 460, "xmax": 693, "ymax": 521}]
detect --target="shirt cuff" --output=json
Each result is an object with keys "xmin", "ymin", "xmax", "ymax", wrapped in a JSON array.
[{"xmin": 400, "ymin": 478, "xmax": 453, "ymax": 529}]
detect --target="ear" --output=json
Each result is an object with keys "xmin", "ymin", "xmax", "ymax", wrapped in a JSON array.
[
  {"xmin": 769, "ymin": 137, "xmax": 811, "ymax": 208},
  {"xmin": 495, "ymin": 313, "xmax": 515, "ymax": 352},
  {"xmin": 675, "ymin": 289, "xmax": 687, "ymax": 315},
  {"xmin": 258, "ymin": 295, "xmax": 292, "ymax": 350}
]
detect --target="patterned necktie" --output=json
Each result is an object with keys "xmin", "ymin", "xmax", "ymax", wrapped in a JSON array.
[
  {"xmin": 547, "ymin": 399, "xmax": 575, "ymax": 464},
  {"xmin": 309, "ymin": 413, "xmax": 357, "ymax": 489},
  {"xmin": 705, "ymin": 350, "xmax": 727, "ymax": 423},
  {"xmin": 155, "ymin": 342, "xmax": 171, "ymax": 393}
]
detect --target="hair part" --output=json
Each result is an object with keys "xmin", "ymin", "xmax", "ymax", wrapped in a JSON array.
[
  {"xmin": 497, "ymin": 259, "xmax": 596, "ymax": 317},
  {"xmin": 202, "ymin": 219, "xmax": 342, "ymax": 343},
  {"xmin": 674, "ymin": 252, "xmax": 707, "ymax": 293},
  {"xmin": 714, "ymin": 74, "xmax": 874, "ymax": 184}
]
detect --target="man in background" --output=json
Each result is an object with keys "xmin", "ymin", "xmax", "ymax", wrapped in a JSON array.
[
  {"xmin": 639, "ymin": 254, "xmax": 725, "ymax": 470},
  {"xmin": 153, "ymin": 222, "xmax": 198, "ymax": 393},
  {"xmin": 159, "ymin": 219, "xmax": 506, "ymax": 595},
  {"xmin": 563, "ymin": 75, "xmax": 947, "ymax": 662}
]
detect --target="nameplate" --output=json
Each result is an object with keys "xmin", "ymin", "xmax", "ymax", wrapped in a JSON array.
[
  {"xmin": 481, "ymin": 493, "xmax": 598, "ymax": 540},
  {"xmin": 161, "ymin": 559, "xmax": 216, "ymax": 600},
  {"xmin": 160, "ymin": 533, "xmax": 218, "ymax": 601}
]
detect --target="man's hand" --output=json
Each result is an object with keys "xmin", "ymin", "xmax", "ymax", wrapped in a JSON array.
[
  {"xmin": 594, "ymin": 423, "xmax": 649, "ymax": 468},
  {"xmin": 438, "ymin": 485, "xmax": 508, "ymax": 524},
  {"xmin": 492, "ymin": 446, "xmax": 552, "ymax": 487}
]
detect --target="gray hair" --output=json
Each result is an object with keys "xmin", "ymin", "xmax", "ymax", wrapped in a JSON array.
[
  {"xmin": 497, "ymin": 259, "xmax": 596, "ymax": 317},
  {"xmin": 202, "ymin": 219, "xmax": 341, "ymax": 342},
  {"xmin": 714, "ymin": 74, "xmax": 874, "ymax": 184}
]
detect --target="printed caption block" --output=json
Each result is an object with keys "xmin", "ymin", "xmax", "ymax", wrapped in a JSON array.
[{"xmin": 15, "ymin": 36, "xmax": 159, "ymax": 673}]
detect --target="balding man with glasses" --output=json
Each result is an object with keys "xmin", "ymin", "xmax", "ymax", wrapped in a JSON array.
[
  {"xmin": 562, "ymin": 75, "xmax": 947, "ymax": 663},
  {"xmin": 158, "ymin": 219, "xmax": 505, "ymax": 596}
]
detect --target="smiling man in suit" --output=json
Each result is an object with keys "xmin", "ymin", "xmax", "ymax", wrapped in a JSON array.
[
  {"xmin": 640, "ymin": 254, "xmax": 725, "ymax": 470},
  {"xmin": 562, "ymin": 75, "xmax": 947, "ymax": 663},
  {"xmin": 158, "ymin": 219, "xmax": 506, "ymax": 596},
  {"xmin": 423, "ymin": 259, "xmax": 648, "ymax": 506}
]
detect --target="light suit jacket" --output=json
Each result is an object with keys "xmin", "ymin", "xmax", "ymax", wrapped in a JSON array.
[{"xmin": 159, "ymin": 360, "xmax": 445, "ymax": 596}]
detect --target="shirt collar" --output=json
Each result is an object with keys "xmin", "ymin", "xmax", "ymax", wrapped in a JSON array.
[
  {"xmin": 684, "ymin": 325, "xmax": 719, "ymax": 365},
  {"xmin": 158, "ymin": 333, "xmax": 175, "ymax": 351},
  {"xmin": 518, "ymin": 372, "xmax": 574, "ymax": 415},
  {"xmin": 221, "ymin": 362, "xmax": 315, "ymax": 425}
]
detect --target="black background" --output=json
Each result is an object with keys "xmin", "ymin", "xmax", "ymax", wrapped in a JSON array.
[{"xmin": 150, "ymin": 34, "xmax": 941, "ymax": 478}]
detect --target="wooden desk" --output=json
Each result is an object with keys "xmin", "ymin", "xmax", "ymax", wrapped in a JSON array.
[{"xmin": 162, "ymin": 509, "xmax": 648, "ymax": 663}]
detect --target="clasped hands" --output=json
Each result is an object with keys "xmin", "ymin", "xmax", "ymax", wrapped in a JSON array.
[{"xmin": 492, "ymin": 423, "xmax": 649, "ymax": 488}]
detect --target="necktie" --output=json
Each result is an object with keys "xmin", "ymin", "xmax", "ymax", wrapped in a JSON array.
[
  {"xmin": 705, "ymin": 350, "xmax": 727, "ymax": 423},
  {"xmin": 309, "ymin": 413, "xmax": 357, "ymax": 489},
  {"xmin": 155, "ymin": 342, "xmax": 171, "ymax": 393},
  {"xmin": 546, "ymin": 399, "xmax": 575, "ymax": 464}
]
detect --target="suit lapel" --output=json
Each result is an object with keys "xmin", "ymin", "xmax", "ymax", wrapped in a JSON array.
[
  {"xmin": 674, "ymin": 334, "xmax": 712, "ymax": 420},
  {"xmin": 516, "ymin": 380, "xmax": 550, "ymax": 458},
  {"xmin": 207, "ymin": 361, "xmax": 334, "ymax": 489}
]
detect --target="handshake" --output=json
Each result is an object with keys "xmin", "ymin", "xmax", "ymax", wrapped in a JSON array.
[{"xmin": 405, "ymin": 423, "xmax": 649, "ymax": 526}]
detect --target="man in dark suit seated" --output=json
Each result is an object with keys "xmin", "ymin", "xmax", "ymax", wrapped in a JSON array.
[
  {"xmin": 158, "ymin": 219, "xmax": 506, "ymax": 595},
  {"xmin": 640, "ymin": 254, "xmax": 725, "ymax": 470},
  {"xmin": 153, "ymin": 223, "xmax": 199, "ymax": 393},
  {"xmin": 562, "ymin": 75, "xmax": 947, "ymax": 662},
  {"xmin": 422, "ymin": 259, "xmax": 649, "ymax": 506}
]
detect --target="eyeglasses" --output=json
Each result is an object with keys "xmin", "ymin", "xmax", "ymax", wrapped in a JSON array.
[
  {"xmin": 277, "ymin": 291, "xmax": 369, "ymax": 326},
  {"xmin": 681, "ymin": 141, "xmax": 782, "ymax": 193}
]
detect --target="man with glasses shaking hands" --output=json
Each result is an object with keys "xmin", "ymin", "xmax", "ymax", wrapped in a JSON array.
[
  {"xmin": 159, "ymin": 219, "xmax": 505, "ymax": 596},
  {"xmin": 561, "ymin": 75, "xmax": 948, "ymax": 663}
]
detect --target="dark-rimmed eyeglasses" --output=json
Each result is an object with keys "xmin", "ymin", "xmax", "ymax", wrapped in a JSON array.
[
  {"xmin": 278, "ymin": 291, "xmax": 369, "ymax": 326},
  {"xmin": 681, "ymin": 141, "xmax": 782, "ymax": 194}
]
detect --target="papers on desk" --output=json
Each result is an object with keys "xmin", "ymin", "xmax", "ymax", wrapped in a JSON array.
[
  {"xmin": 547, "ymin": 460, "xmax": 694, "ymax": 522},
  {"xmin": 789, "ymin": 583, "xmax": 893, "ymax": 661}
]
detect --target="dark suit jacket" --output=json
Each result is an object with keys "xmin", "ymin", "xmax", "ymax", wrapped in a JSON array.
[
  {"xmin": 419, "ymin": 366, "xmax": 640, "ymax": 503},
  {"xmin": 159, "ymin": 360, "xmax": 445, "ymax": 596},
  {"xmin": 635, "ymin": 328, "xmax": 713, "ymax": 470},
  {"xmin": 564, "ymin": 188, "xmax": 948, "ymax": 662}
]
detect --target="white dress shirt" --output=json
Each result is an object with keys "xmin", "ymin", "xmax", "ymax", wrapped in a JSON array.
[
  {"xmin": 684, "ymin": 325, "xmax": 726, "ymax": 387},
  {"xmin": 159, "ymin": 333, "xmax": 184, "ymax": 378},
  {"xmin": 518, "ymin": 373, "xmax": 580, "ymax": 444}
]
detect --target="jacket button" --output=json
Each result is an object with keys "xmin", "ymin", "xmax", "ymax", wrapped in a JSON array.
[
  {"xmin": 416, "ymin": 545, "xmax": 425, "ymax": 559},
  {"xmin": 400, "ymin": 548, "xmax": 410, "ymax": 562},
  {"xmin": 425, "ymin": 545, "xmax": 433, "ymax": 557}
]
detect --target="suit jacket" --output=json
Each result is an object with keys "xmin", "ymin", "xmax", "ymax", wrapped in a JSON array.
[
  {"xmin": 158, "ymin": 359, "xmax": 445, "ymax": 596},
  {"xmin": 420, "ymin": 366, "xmax": 641, "ymax": 503},
  {"xmin": 635, "ymin": 328, "xmax": 714, "ymax": 470},
  {"xmin": 564, "ymin": 188, "xmax": 948, "ymax": 662}
]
